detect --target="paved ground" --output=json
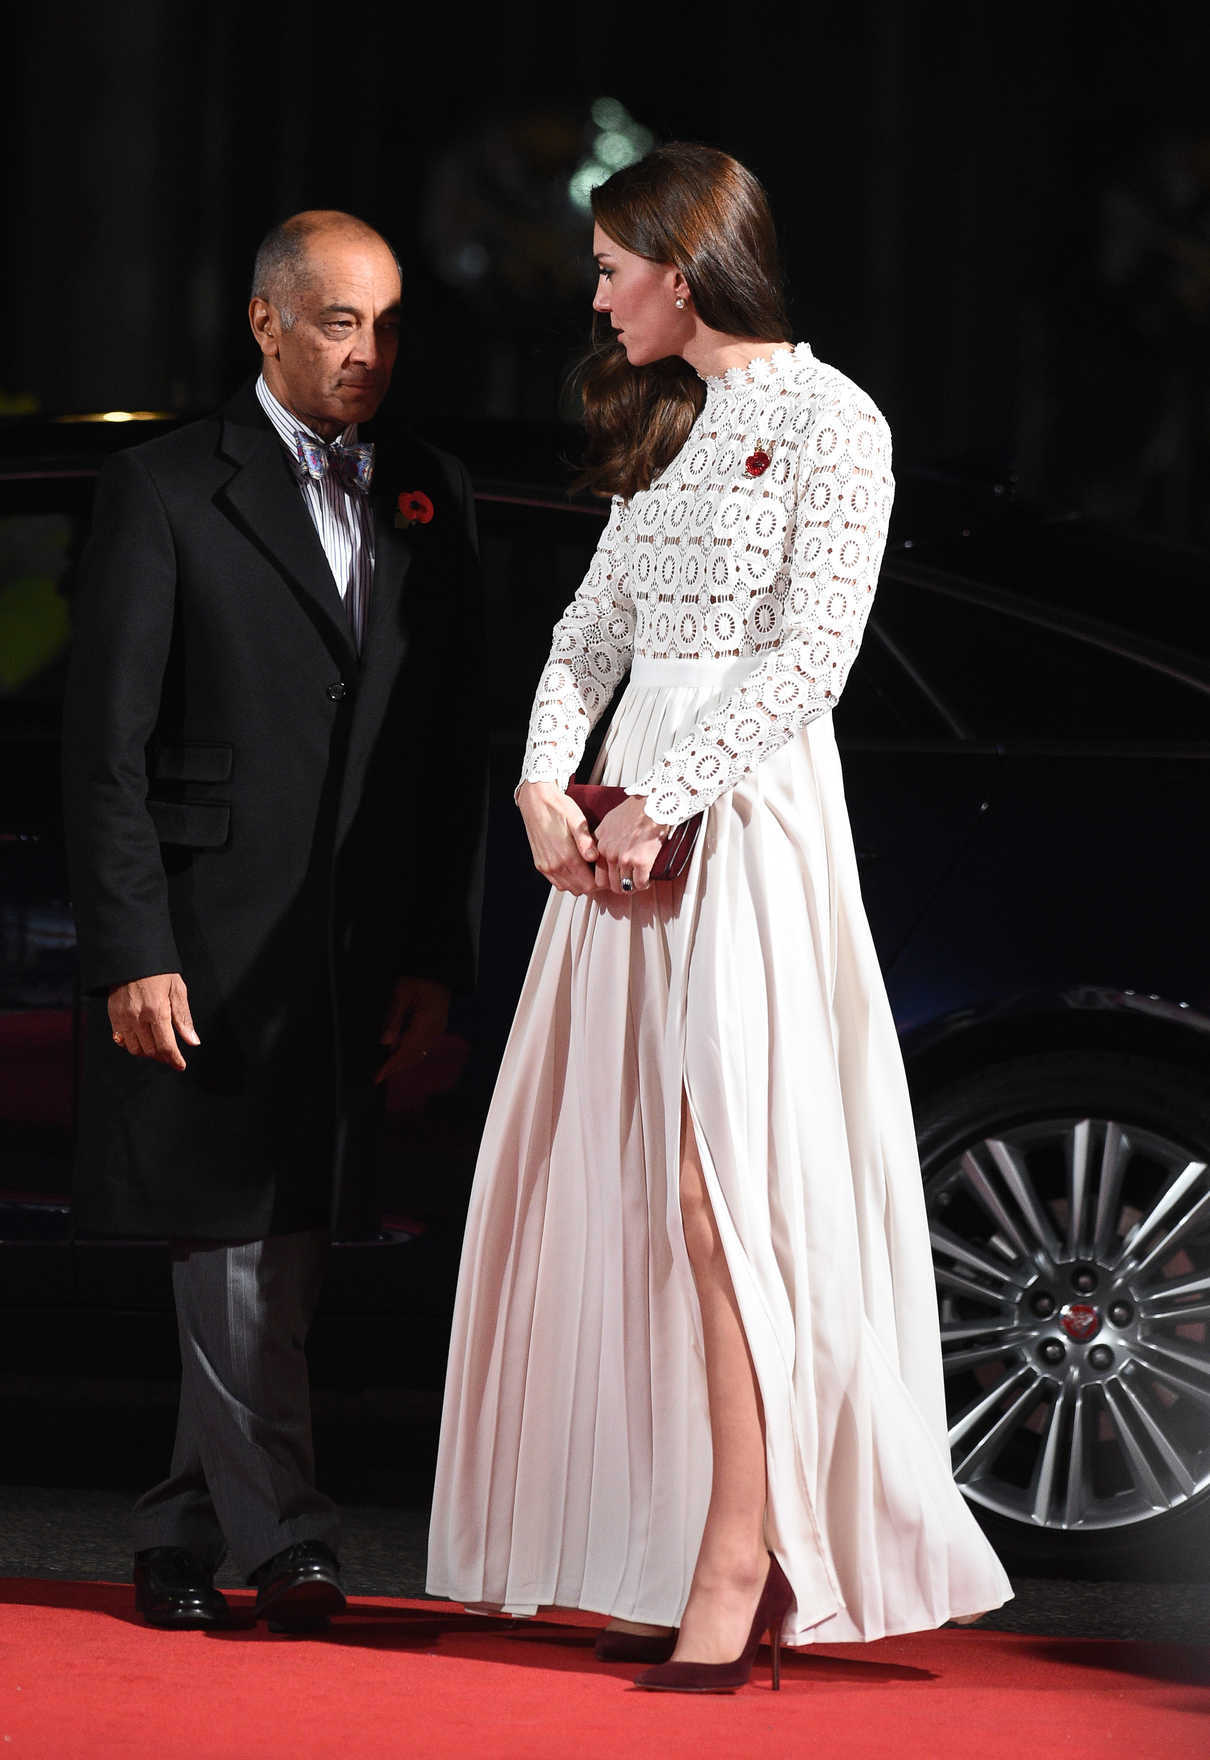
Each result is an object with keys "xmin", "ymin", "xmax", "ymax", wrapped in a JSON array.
[{"xmin": 3, "ymin": 1481, "xmax": 1208, "ymax": 1645}]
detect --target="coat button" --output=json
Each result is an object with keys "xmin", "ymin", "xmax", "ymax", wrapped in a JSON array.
[{"xmin": 326, "ymin": 680, "xmax": 347, "ymax": 701}]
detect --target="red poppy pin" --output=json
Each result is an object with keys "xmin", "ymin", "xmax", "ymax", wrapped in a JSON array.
[
  {"xmin": 395, "ymin": 490, "xmax": 435, "ymax": 529},
  {"xmin": 744, "ymin": 448, "xmax": 772, "ymax": 478}
]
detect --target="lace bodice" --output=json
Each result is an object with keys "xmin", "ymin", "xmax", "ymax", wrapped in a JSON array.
[{"xmin": 520, "ymin": 343, "xmax": 894, "ymax": 825}]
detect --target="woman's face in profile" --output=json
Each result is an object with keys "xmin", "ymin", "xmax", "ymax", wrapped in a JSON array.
[{"xmin": 592, "ymin": 224, "xmax": 689, "ymax": 366}]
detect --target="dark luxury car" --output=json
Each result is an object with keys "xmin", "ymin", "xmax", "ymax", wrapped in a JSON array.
[{"xmin": 2, "ymin": 411, "xmax": 1208, "ymax": 1575}]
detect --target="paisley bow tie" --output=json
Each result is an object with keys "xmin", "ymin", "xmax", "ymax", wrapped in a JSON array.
[{"xmin": 294, "ymin": 435, "xmax": 375, "ymax": 494}]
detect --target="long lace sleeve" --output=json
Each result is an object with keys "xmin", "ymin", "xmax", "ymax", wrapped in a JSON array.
[
  {"xmin": 519, "ymin": 496, "xmax": 636, "ymax": 786},
  {"xmin": 629, "ymin": 391, "xmax": 893, "ymax": 825}
]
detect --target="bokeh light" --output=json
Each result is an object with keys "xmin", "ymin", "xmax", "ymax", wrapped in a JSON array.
[{"xmin": 568, "ymin": 98, "xmax": 655, "ymax": 211}]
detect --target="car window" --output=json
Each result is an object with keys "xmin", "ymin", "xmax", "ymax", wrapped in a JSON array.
[
  {"xmin": 873, "ymin": 573, "xmax": 1210, "ymax": 741},
  {"xmin": 0, "ymin": 479, "xmax": 93, "ymax": 704},
  {"xmin": 13, "ymin": 473, "xmax": 1203, "ymax": 751}
]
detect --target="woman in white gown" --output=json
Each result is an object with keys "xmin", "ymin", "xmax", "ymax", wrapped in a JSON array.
[{"xmin": 427, "ymin": 143, "xmax": 1011, "ymax": 1692}]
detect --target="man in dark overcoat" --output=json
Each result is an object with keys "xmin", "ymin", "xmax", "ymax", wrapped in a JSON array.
[{"xmin": 61, "ymin": 210, "xmax": 484, "ymax": 1630}]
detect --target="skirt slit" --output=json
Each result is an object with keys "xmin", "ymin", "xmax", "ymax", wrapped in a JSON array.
[{"xmin": 678, "ymin": 1058, "xmax": 844, "ymax": 1636}]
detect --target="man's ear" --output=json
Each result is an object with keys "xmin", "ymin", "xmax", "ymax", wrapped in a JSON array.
[{"xmin": 249, "ymin": 297, "xmax": 280, "ymax": 359}]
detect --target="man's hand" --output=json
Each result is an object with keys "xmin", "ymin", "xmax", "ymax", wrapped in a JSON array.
[
  {"xmin": 108, "ymin": 973, "xmax": 200, "ymax": 1070},
  {"xmin": 376, "ymin": 975, "xmax": 451, "ymax": 1085}
]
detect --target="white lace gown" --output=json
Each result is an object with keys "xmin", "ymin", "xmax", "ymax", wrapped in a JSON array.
[{"xmin": 426, "ymin": 343, "xmax": 1012, "ymax": 1643}]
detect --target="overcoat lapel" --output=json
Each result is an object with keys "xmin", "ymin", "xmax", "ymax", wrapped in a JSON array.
[
  {"xmin": 363, "ymin": 460, "xmax": 414, "ymax": 657},
  {"xmin": 335, "ymin": 451, "xmax": 417, "ymax": 843},
  {"xmin": 216, "ymin": 390, "xmax": 358, "ymax": 671}
]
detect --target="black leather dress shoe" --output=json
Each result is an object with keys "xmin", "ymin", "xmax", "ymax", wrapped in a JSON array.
[
  {"xmin": 133, "ymin": 1547, "xmax": 231, "ymax": 1630},
  {"xmin": 250, "ymin": 1541, "xmax": 346, "ymax": 1632}
]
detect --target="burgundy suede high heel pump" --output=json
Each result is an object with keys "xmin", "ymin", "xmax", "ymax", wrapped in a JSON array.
[{"xmin": 633, "ymin": 1554, "xmax": 793, "ymax": 1694}]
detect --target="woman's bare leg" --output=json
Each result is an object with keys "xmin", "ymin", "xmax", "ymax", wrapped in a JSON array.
[{"xmin": 671, "ymin": 1097, "xmax": 770, "ymax": 1662}]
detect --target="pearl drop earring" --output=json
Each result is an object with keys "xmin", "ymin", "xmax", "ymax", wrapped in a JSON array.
[{"xmin": 675, "ymin": 297, "xmax": 686, "ymax": 310}]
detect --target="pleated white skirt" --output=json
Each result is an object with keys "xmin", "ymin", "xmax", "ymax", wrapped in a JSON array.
[{"xmin": 427, "ymin": 657, "xmax": 1012, "ymax": 1644}]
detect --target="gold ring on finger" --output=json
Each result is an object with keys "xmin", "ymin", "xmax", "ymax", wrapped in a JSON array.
[{"xmin": 112, "ymin": 1032, "xmax": 125, "ymax": 1046}]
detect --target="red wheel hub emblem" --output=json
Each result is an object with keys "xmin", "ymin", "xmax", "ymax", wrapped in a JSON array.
[{"xmin": 1059, "ymin": 1302, "xmax": 1101, "ymax": 1342}]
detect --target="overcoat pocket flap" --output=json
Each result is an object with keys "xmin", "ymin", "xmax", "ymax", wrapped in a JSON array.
[
  {"xmin": 147, "ymin": 799, "xmax": 231, "ymax": 849},
  {"xmin": 150, "ymin": 743, "xmax": 234, "ymax": 783}
]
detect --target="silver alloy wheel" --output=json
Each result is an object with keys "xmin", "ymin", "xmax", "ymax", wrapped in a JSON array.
[{"xmin": 927, "ymin": 1115, "xmax": 1210, "ymax": 1532}]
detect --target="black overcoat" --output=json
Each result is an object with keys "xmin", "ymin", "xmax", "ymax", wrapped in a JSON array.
[{"xmin": 61, "ymin": 380, "xmax": 485, "ymax": 1239}]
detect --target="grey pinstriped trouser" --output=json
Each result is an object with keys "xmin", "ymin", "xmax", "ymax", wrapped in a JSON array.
[{"xmin": 131, "ymin": 1229, "xmax": 340, "ymax": 1580}]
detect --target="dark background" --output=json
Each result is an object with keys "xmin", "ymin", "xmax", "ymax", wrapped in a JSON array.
[
  {"xmin": 4, "ymin": 2, "xmax": 1210, "ymax": 539},
  {"xmin": 4, "ymin": 2, "xmax": 1210, "ymax": 1612}
]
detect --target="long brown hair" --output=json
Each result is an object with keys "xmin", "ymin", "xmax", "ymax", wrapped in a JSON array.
[{"xmin": 573, "ymin": 143, "xmax": 790, "ymax": 501}]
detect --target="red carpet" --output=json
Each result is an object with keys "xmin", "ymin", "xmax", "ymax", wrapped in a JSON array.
[{"xmin": 3, "ymin": 1578, "xmax": 1208, "ymax": 1759}]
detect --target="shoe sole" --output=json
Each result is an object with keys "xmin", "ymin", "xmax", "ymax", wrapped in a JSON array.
[
  {"xmin": 140, "ymin": 1612, "xmax": 231, "ymax": 1631},
  {"xmin": 633, "ymin": 1683, "xmax": 740, "ymax": 1694},
  {"xmin": 135, "ymin": 1592, "xmax": 231, "ymax": 1632}
]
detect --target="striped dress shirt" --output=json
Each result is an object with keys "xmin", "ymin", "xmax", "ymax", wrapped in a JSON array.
[{"xmin": 255, "ymin": 374, "xmax": 374, "ymax": 651}]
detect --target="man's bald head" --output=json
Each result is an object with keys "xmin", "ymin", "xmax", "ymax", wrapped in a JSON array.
[
  {"xmin": 251, "ymin": 210, "xmax": 401, "ymax": 331},
  {"xmin": 248, "ymin": 210, "xmax": 402, "ymax": 437}
]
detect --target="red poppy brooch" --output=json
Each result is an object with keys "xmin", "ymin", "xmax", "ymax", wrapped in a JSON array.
[
  {"xmin": 744, "ymin": 447, "xmax": 772, "ymax": 478},
  {"xmin": 395, "ymin": 490, "xmax": 435, "ymax": 529}
]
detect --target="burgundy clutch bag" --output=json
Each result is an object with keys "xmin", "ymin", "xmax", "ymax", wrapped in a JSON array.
[{"xmin": 565, "ymin": 784, "xmax": 702, "ymax": 882}]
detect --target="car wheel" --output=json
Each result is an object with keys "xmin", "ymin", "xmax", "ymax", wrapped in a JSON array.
[{"xmin": 915, "ymin": 1052, "xmax": 1210, "ymax": 1574}]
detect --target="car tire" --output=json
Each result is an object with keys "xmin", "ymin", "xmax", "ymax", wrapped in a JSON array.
[{"xmin": 914, "ymin": 1050, "xmax": 1210, "ymax": 1577}]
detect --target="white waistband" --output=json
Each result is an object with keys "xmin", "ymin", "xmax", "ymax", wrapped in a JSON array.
[{"xmin": 628, "ymin": 654, "xmax": 766, "ymax": 690}]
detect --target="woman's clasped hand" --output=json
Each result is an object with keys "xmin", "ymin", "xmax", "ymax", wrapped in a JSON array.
[{"xmin": 517, "ymin": 780, "xmax": 668, "ymax": 894}]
